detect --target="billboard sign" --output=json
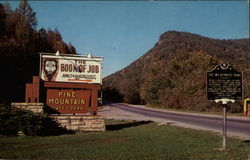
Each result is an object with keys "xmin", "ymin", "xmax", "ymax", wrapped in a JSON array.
[{"xmin": 40, "ymin": 53, "xmax": 103, "ymax": 84}]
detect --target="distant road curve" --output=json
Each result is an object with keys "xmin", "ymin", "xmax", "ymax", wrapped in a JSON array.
[{"xmin": 99, "ymin": 103, "xmax": 250, "ymax": 140}]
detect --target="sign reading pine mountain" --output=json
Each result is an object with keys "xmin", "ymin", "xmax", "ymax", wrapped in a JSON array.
[{"xmin": 207, "ymin": 62, "xmax": 242, "ymax": 100}]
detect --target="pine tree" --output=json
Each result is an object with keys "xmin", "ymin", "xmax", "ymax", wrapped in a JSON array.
[
  {"xmin": 0, "ymin": 3, "xmax": 6, "ymax": 37},
  {"xmin": 16, "ymin": 0, "xmax": 37, "ymax": 29},
  {"xmin": 15, "ymin": 0, "xmax": 37, "ymax": 52}
]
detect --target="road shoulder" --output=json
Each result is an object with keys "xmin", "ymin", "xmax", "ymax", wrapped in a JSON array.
[{"xmin": 118, "ymin": 103, "xmax": 250, "ymax": 121}]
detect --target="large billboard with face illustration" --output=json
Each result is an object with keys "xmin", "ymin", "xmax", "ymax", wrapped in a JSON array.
[{"xmin": 40, "ymin": 53, "xmax": 103, "ymax": 84}]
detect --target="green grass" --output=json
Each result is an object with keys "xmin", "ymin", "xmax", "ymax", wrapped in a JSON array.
[{"xmin": 0, "ymin": 120, "xmax": 249, "ymax": 160}]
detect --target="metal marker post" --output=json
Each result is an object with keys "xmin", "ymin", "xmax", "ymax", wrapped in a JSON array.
[
  {"xmin": 215, "ymin": 99, "xmax": 235, "ymax": 150},
  {"xmin": 223, "ymin": 104, "xmax": 227, "ymax": 150}
]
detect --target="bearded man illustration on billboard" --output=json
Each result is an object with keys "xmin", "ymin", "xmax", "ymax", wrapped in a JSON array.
[{"xmin": 42, "ymin": 59, "xmax": 59, "ymax": 81}]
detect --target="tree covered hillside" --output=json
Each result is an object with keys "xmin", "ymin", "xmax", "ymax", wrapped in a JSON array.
[
  {"xmin": 103, "ymin": 31, "xmax": 250, "ymax": 112},
  {"xmin": 0, "ymin": 0, "xmax": 76, "ymax": 103}
]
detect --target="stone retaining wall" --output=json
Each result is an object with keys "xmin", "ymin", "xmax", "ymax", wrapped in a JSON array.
[
  {"xmin": 11, "ymin": 102, "xmax": 105, "ymax": 132},
  {"xmin": 49, "ymin": 115, "xmax": 105, "ymax": 132},
  {"xmin": 11, "ymin": 102, "xmax": 44, "ymax": 113}
]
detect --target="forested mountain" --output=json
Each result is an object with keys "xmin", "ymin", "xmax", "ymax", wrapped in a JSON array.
[
  {"xmin": 0, "ymin": 0, "xmax": 76, "ymax": 103},
  {"xmin": 103, "ymin": 31, "xmax": 250, "ymax": 112}
]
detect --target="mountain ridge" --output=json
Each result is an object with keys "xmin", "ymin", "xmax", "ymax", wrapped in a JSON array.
[{"xmin": 103, "ymin": 31, "xmax": 249, "ymax": 112}]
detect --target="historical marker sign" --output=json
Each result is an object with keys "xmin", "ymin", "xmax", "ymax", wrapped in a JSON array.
[
  {"xmin": 207, "ymin": 62, "xmax": 242, "ymax": 150},
  {"xmin": 207, "ymin": 62, "xmax": 242, "ymax": 100}
]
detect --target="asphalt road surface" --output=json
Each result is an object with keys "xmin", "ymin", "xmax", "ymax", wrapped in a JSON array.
[{"xmin": 99, "ymin": 103, "xmax": 250, "ymax": 140}]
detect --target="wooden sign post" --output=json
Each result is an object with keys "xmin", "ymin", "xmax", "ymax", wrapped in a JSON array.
[{"xmin": 207, "ymin": 62, "xmax": 242, "ymax": 150}]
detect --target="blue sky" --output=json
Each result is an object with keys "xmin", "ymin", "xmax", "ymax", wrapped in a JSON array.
[{"xmin": 6, "ymin": 1, "xmax": 249, "ymax": 77}]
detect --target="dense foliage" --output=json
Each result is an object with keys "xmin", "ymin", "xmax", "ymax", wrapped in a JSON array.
[
  {"xmin": 0, "ymin": 0, "xmax": 76, "ymax": 103},
  {"xmin": 103, "ymin": 31, "xmax": 250, "ymax": 112},
  {"xmin": 0, "ymin": 104, "xmax": 71, "ymax": 136}
]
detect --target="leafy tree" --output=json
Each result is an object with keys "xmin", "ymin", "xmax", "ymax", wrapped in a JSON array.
[{"xmin": 68, "ymin": 42, "xmax": 76, "ymax": 54}]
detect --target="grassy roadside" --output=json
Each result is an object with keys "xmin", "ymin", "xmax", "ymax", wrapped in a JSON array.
[{"xmin": 0, "ymin": 120, "xmax": 249, "ymax": 160}]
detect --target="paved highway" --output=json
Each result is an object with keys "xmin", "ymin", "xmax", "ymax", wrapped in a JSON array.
[{"xmin": 100, "ymin": 103, "xmax": 250, "ymax": 140}]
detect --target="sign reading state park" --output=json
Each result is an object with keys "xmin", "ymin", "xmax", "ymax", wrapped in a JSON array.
[{"xmin": 40, "ymin": 53, "xmax": 103, "ymax": 84}]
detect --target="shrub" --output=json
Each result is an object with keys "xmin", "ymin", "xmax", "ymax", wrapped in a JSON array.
[
  {"xmin": 103, "ymin": 87, "xmax": 123, "ymax": 103},
  {"xmin": 228, "ymin": 102, "xmax": 242, "ymax": 113},
  {"xmin": 0, "ymin": 105, "xmax": 72, "ymax": 136},
  {"xmin": 0, "ymin": 106, "xmax": 19, "ymax": 136}
]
